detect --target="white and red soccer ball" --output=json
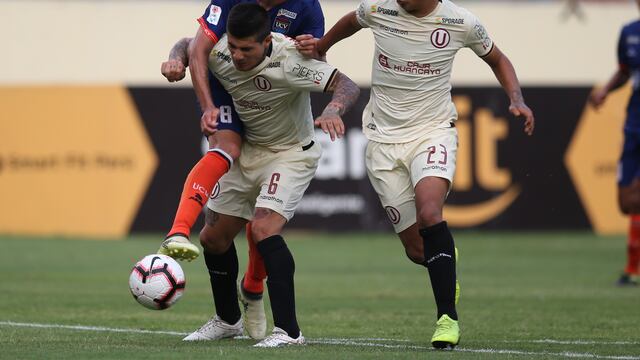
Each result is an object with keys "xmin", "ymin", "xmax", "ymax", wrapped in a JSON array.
[{"xmin": 129, "ymin": 254, "xmax": 185, "ymax": 310}]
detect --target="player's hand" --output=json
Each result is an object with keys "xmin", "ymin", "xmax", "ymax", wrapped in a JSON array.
[
  {"xmin": 314, "ymin": 112, "xmax": 345, "ymax": 141},
  {"xmin": 295, "ymin": 35, "xmax": 324, "ymax": 60},
  {"xmin": 201, "ymin": 107, "xmax": 220, "ymax": 136},
  {"xmin": 161, "ymin": 59, "xmax": 186, "ymax": 82},
  {"xmin": 588, "ymin": 88, "xmax": 607, "ymax": 109},
  {"xmin": 509, "ymin": 101, "xmax": 535, "ymax": 136}
]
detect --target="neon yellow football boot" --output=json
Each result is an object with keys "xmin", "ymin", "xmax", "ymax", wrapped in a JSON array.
[
  {"xmin": 158, "ymin": 234, "xmax": 200, "ymax": 261},
  {"xmin": 431, "ymin": 314, "xmax": 460, "ymax": 349}
]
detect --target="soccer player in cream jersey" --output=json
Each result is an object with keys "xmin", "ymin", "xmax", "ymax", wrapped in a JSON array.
[
  {"xmin": 158, "ymin": 0, "xmax": 326, "ymax": 341},
  {"xmin": 298, "ymin": 0, "xmax": 535, "ymax": 349},
  {"xmin": 181, "ymin": 3, "xmax": 360, "ymax": 347}
]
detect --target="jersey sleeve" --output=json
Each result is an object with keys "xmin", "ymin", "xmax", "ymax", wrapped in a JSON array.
[
  {"xmin": 463, "ymin": 13, "xmax": 494, "ymax": 57},
  {"xmin": 197, "ymin": 0, "xmax": 237, "ymax": 44},
  {"xmin": 618, "ymin": 26, "xmax": 629, "ymax": 69},
  {"xmin": 355, "ymin": 0, "xmax": 374, "ymax": 29},
  {"xmin": 283, "ymin": 49, "xmax": 338, "ymax": 93},
  {"xmin": 298, "ymin": 0, "xmax": 325, "ymax": 38}
]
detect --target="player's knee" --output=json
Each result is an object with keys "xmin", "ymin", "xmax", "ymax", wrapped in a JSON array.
[
  {"xmin": 199, "ymin": 229, "xmax": 231, "ymax": 254},
  {"xmin": 417, "ymin": 203, "xmax": 443, "ymax": 227},
  {"xmin": 250, "ymin": 219, "xmax": 278, "ymax": 242},
  {"xmin": 404, "ymin": 248, "xmax": 425, "ymax": 265}
]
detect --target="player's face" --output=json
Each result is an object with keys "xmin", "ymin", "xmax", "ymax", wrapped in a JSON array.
[{"xmin": 227, "ymin": 34, "xmax": 272, "ymax": 71}]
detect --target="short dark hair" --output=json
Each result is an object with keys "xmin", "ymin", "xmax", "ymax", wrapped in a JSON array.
[{"xmin": 227, "ymin": 3, "xmax": 271, "ymax": 42}]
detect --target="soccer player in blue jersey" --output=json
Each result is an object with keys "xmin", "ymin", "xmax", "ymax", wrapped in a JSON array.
[
  {"xmin": 590, "ymin": 0, "xmax": 640, "ymax": 286},
  {"xmin": 158, "ymin": 0, "xmax": 327, "ymax": 339}
]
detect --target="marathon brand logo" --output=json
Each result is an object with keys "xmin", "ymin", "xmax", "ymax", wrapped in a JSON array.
[
  {"xmin": 214, "ymin": 72, "xmax": 237, "ymax": 85},
  {"xmin": 438, "ymin": 17, "xmax": 464, "ymax": 25},
  {"xmin": 379, "ymin": 24, "xmax": 408, "ymax": 35},
  {"xmin": 277, "ymin": 8, "xmax": 297, "ymax": 19},
  {"xmin": 236, "ymin": 99, "xmax": 272, "ymax": 111},
  {"xmin": 292, "ymin": 63, "xmax": 324, "ymax": 84},
  {"xmin": 371, "ymin": 5, "xmax": 398, "ymax": 16},
  {"xmin": 259, "ymin": 194, "xmax": 284, "ymax": 204}
]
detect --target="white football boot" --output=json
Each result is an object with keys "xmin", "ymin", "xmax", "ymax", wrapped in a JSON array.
[
  {"xmin": 237, "ymin": 277, "xmax": 267, "ymax": 339},
  {"xmin": 182, "ymin": 315, "xmax": 243, "ymax": 341},
  {"xmin": 254, "ymin": 327, "xmax": 305, "ymax": 347},
  {"xmin": 158, "ymin": 234, "xmax": 200, "ymax": 261}
]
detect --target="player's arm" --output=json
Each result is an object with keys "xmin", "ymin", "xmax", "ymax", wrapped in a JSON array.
[
  {"xmin": 315, "ymin": 71, "xmax": 361, "ymax": 141},
  {"xmin": 589, "ymin": 66, "xmax": 631, "ymax": 109},
  {"xmin": 161, "ymin": 37, "xmax": 192, "ymax": 82},
  {"xmin": 189, "ymin": 27, "xmax": 219, "ymax": 135},
  {"xmin": 294, "ymin": 0, "xmax": 326, "ymax": 60},
  {"xmin": 299, "ymin": 11, "xmax": 363, "ymax": 59},
  {"xmin": 482, "ymin": 46, "xmax": 535, "ymax": 136},
  {"xmin": 590, "ymin": 27, "xmax": 631, "ymax": 109}
]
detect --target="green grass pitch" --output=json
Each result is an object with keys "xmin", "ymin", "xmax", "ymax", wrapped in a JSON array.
[{"xmin": 1, "ymin": 232, "xmax": 639, "ymax": 359}]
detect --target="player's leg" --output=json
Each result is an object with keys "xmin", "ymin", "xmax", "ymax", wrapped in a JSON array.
[
  {"xmin": 183, "ymin": 209, "xmax": 246, "ymax": 341},
  {"xmin": 398, "ymin": 224, "xmax": 460, "ymax": 305},
  {"xmin": 252, "ymin": 142, "xmax": 320, "ymax": 347},
  {"xmin": 160, "ymin": 76, "xmax": 244, "ymax": 261},
  {"xmin": 238, "ymin": 221, "xmax": 268, "ymax": 339},
  {"xmin": 409, "ymin": 127, "xmax": 459, "ymax": 349},
  {"xmin": 241, "ymin": 222, "xmax": 267, "ymax": 297},
  {"xmin": 616, "ymin": 131, "xmax": 640, "ymax": 285},
  {"xmin": 619, "ymin": 213, "xmax": 640, "ymax": 285}
]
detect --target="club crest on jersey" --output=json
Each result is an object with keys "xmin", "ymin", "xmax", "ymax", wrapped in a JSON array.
[
  {"xmin": 273, "ymin": 16, "xmax": 291, "ymax": 34},
  {"xmin": 254, "ymin": 75, "xmax": 272, "ymax": 91},
  {"xmin": 206, "ymin": 5, "xmax": 222, "ymax": 25},
  {"xmin": 385, "ymin": 206, "xmax": 401, "ymax": 224},
  {"xmin": 430, "ymin": 28, "xmax": 450, "ymax": 49}
]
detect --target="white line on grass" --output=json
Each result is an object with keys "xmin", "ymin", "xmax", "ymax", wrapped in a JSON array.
[{"xmin": 1, "ymin": 320, "xmax": 638, "ymax": 360}]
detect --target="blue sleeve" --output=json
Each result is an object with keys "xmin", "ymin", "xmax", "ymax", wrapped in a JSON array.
[
  {"xmin": 618, "ymin": 26, "xmax": 628, "ymax": 67},
  {"xmin": 198, "ymin": 0, "xmax": 239, "ymax": 43},
  {"xmin": 300, "ymin": 0, "xmax": 325, "ymax": 38},
  {"xmin": 208, "ymin": 72, "xmax": 244, "ymax": 135}
]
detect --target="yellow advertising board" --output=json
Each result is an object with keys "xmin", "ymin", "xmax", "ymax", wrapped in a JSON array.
[
  {"xmin": 565, "ymin": 86, "xmax": 630, "ymax": 235},
  {"xmin": 0, "ymin": 87, "xmax": 157, "ymax": 238}
]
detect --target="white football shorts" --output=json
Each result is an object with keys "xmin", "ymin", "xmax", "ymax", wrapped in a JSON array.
[
  {"xmin": 207, "ymin": 140, "xmax": 321, "ymax": 221},
  {"xmin": 365, "ymin": 126, "xmax": 458, "ymax": 233}
]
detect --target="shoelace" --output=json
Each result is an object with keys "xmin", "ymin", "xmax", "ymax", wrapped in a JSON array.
[{"xmin": 198, "ymin": 317, "xmax": 223, "ymax": 332}]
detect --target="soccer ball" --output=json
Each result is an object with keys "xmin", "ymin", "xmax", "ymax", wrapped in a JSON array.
[{"xmin": 129, "ymin": 254, "xmax": 186, "ymax": 310}]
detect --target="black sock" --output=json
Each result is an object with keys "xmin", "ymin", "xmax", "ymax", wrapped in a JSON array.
[
  {"xmin": 419, "ymin": 221, "xmax": 458, "ymax": 321},
  {"xmin": 256, "ymin": 235, "xmax": 300, "ymax": 338},
  {"xmin": 203, "ymin": 243, "xmax": 241, "ymax": 325}
]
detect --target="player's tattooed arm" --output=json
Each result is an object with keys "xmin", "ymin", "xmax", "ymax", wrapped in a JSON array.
[
  {"xmin": 482, "ymin": 45, "xmax": 535, "ymax": 136},
  {"xmin": 161, "ymin": 37, "xmax": 192, "ymax": 82},
  {"xmin": 315, "ymin": 71, "xmax": 360, "ymax": 141}
]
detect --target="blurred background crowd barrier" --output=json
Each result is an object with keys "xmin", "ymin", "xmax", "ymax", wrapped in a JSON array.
[{"xmin": 0, "ymin": 0, "xmax": 635, "ymax": 237}]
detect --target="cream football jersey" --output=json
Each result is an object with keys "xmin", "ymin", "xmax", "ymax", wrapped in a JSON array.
[
  {"xmin": 209, "ymin": 33, "xmax": 338, "ymax": 151},
  {"xmin": 355, "ymin": 0, "xmax": 493, "ymax": 143}
]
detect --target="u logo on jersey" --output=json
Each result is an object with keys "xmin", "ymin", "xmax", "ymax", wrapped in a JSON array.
[
  {"xmin": 431, "ymin": 28, "xmax": 450, "ymax": 49},
  {"xmin": 254, "ymin": 76, "xmax": 272, "ymax": 91}
]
